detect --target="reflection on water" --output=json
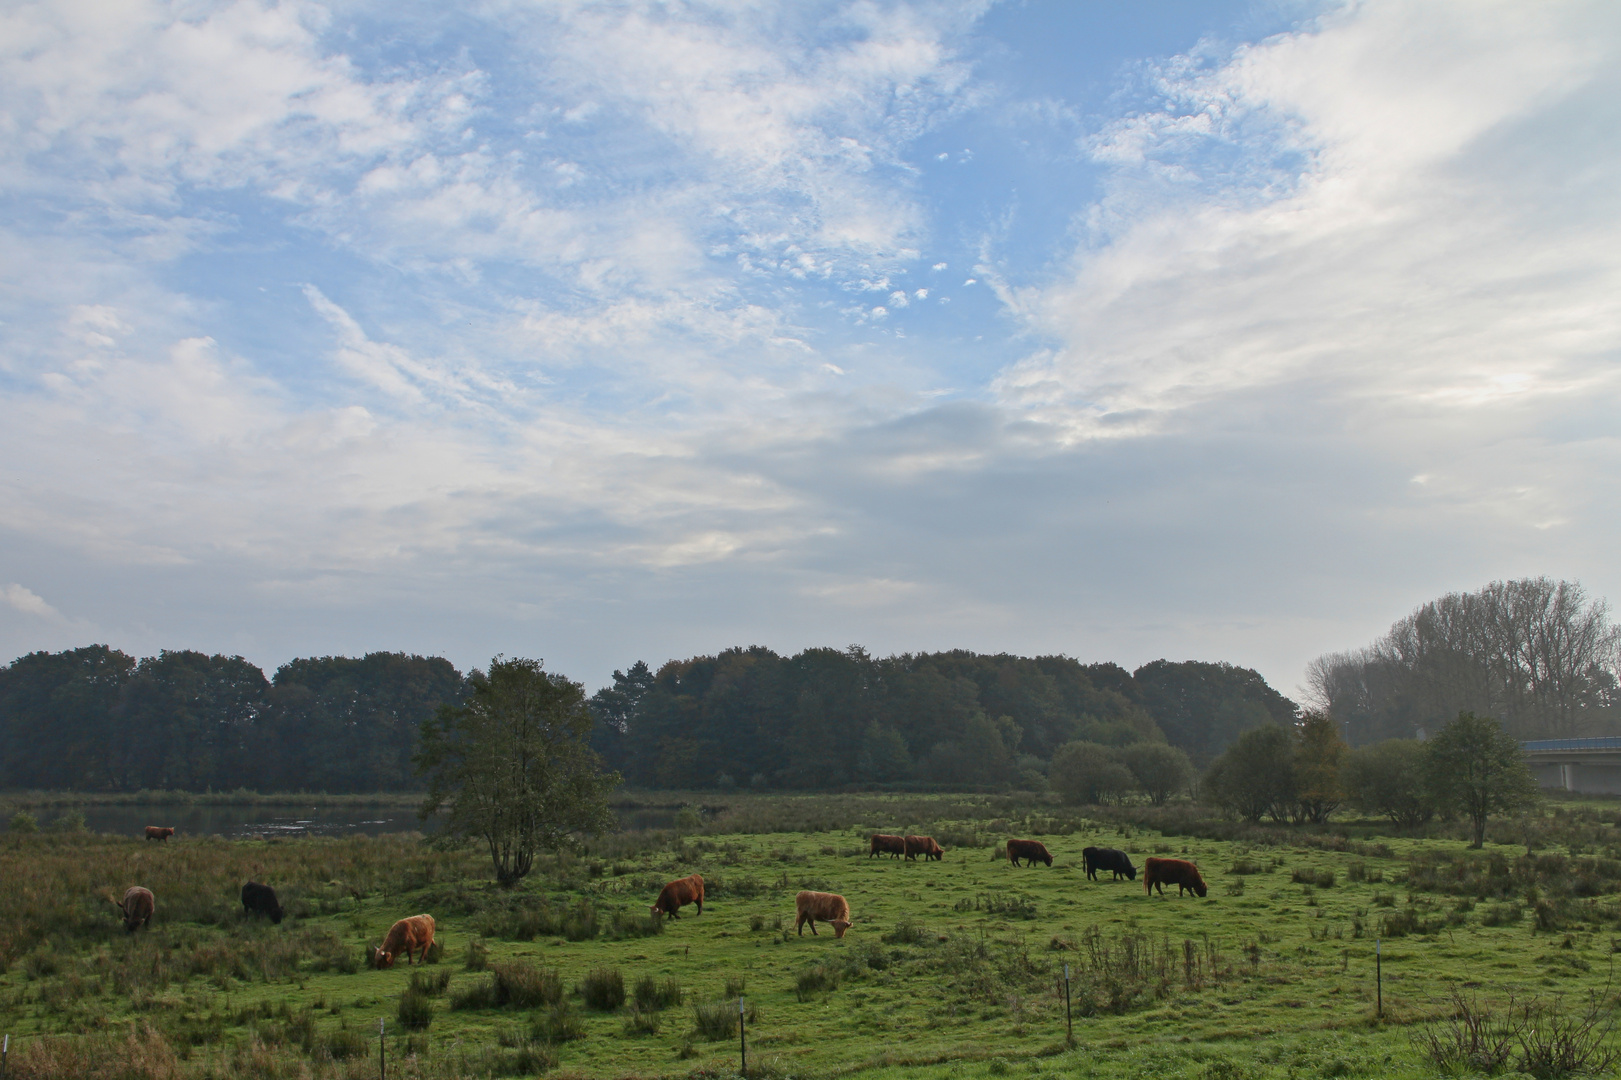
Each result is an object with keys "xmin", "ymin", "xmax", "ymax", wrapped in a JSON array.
[
  {"xmin": 42, "ymin": 802, "xmax": 690, "ymax": 839},
  {"xmin": 70, "ymin": 804, "xmax": 440, "ymax": 840}
]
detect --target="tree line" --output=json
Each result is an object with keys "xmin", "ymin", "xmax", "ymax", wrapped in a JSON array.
[
  {"xmin": 0, "ymin": 646, "xmax": 462, "ymax": 792},
  {"xmin": 586, "ymin": 648, "xmax": 1297, "ymax": 791},
  {"xmin": 1307, "ymin": 577, "xmax": 1619, "ymax": 743},
  {"xmin": 0, "ymin": 642, "xmax": 1300, "ymax": 793}
]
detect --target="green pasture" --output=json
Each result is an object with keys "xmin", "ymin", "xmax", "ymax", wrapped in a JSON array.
[{"xmin": 3, "ymin": 796, "xmax": 1621, "ymax": 1078}]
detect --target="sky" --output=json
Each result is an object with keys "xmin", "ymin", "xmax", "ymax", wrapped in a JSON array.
[{"xmin": 2, "ymin": 0, "xmax": 1618, "ymax": 699}]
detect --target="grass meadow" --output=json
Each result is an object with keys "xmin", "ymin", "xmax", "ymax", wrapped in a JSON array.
[{"xmin": 3, "ymin": 794, "xmax": 1621, "ymax": 1079}]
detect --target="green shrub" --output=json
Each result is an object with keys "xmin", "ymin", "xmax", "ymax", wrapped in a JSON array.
[
  {"xmin": 633, "ymin": 974, "xmax": 682, "ymax": 1011},
  {"xmin": 581, "ymin": 967, "xmax": 625, "ymax": 1011},
  {"xmin": 795, "ymin": 964, "xmax": 839, "ymax": 1001},
  {"xmin": 724, "ymin": 975, "xmax": 745, "ymax": 999},
  {"xmin": 409, "ymin": 969, "xmax": 450, "ymax": 996},
  {"xmin": 8, "ymin": 811, "xmax": 38, "ymax": 834},
  {"xmin": 1291, "ymin": 868, "xmax": 1336, "ymax": 889},
  {"xmin": 50, "ymin": 811, "xmax": 87, "ymax": 834},
  {"xmin": 323, "ymin": 1028, "xmax": 369, "ymax": 1060},
  {"xmin": 693, "ymin": 1000, "xmax": 739, "ymax": 1041},
  {"xmin": 532, "ymin": 1002, "xmax": 585, "ymax": 1044},
  {"xmin": 882, "ymin": 919, "xmax": 928, "ymax": 945},
  {"xmin": 397, "ymin": 986, "xmax": 434, "ymax": 1031},
  {"xmin": 607, "ymin": 910, "xmax": 665, "ymax": 940},
  {"xmin": 465, "ymin": 939, "xmax": 490, "ymax": 971},
  {"xmin": 624, "ymin": 1006, "xmax": 661, "ymax": 1035},
  {"xmin": 451, "ymin": 960, "xmax": 561, "ymax": 1010}
]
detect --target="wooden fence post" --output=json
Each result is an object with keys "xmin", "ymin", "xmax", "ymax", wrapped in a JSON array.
[{"xmin": 379, "ymin": 1017, "xmax": 386, "ymax": 1079}]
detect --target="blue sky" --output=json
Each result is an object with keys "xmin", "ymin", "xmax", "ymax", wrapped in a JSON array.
[{"xmin": 3, "ymin": 0, "xmax": 1618, "ymax": 698}]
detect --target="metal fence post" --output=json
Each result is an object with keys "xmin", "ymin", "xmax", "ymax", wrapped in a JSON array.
[
  {"xmin": 3, "ymin": 1031, "xmax": 10, "ymax": 1080},
  {"xmin": 739, "ymin": 996, "xmax": 747, "ymax": 1075},
  {"xmin": 1375, "ymin": 939, "xmax": 1382, "ymax": 1019},
  {"xmin": 1063, "ymin": 964, "xmax": 1073, "ymax": 1046},
  {"xmin": 379, "ymin": 1017, "xmax": 386, "ymax": 1079}
]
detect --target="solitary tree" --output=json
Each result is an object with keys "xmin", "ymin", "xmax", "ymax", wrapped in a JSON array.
[
  {"xmin": 1119, "ymin": 742, "xmax": 1194, "ymax": 806},
  {"xmin": 1050, "ymin": 741, "xmax": 1134, "ymax": 805},
  {"xmin": 1293, "ymin": 711, "xmax": 1347, "ymax": 823},
  {"xmin": 1424, "ymin": 711, "xmax": 1539, "ymax": 848},
  {"xmin": 1204, "ymin": 725, "xmax": 1296, "ymax": 822},
  {"xmin": 1342, "ymin": 738, "xmax": 1434, "ymax": 826},
  {"xmin": 417, "ymin": 657, "xmax": 619, "ymax": 884}
]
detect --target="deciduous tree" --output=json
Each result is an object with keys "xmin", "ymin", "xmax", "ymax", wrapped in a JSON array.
[
  {"xmin": 1424, "ymin": 711, "xmax": 1540, "ymax": 848},
  {"xmin": 417, "ymin": 657, "xmax": 618, "ymax": 884}
]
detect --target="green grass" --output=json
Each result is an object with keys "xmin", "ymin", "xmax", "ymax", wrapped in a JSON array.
[{"xmin": 5, "ymin": 795, "xmax": 1621, "ymax": 1078}]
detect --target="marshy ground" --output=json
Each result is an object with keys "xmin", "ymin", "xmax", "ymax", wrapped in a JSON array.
[{"xmin": 3, "ymin": 793, "xmax": 1620, "ymax": 1078}]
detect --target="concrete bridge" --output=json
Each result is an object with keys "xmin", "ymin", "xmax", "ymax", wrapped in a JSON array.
[{"xmin": 1523, "ymin": 738, "xmax": 1621, "ymax": 795}]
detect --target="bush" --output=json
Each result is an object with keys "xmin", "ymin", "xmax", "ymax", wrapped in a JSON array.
[
  {"xmin": 397, "ymin": 986, "xmax": 434, "ymax": 1031},
  {"xmin": 409, "ymin": 969, "xmax": 450, "ymax": 996},
  {"xmin": 323, "ymin": 1028, "xmax": 370, "ymax": 1060},
  {"xmin": 465, "ymin": 939, "xmax": 490, "ymax": 971},
  {"xmin": 795, "ymin": 964, "xmax": 839, "ymax": 1001},
  {"xmin": 581, "ymin": 966, "xmax": 625, "ymax": 1011},
  {"xmin": 724, "ymin": 975, "xmax": 745, "ymax": 999},
  {"xmin": 634, "ymin": 974, "xmax": 682, "ymax": 1011},
  {"xmin": 8, "ymin": 811, "xmax": 38, "ymax": 834},
  {"xmin": 50, "ymin": 811, "xmax": 87, "ymax": 834},
  {"xmin": 693, "ymin": 1000, "xmax": 739, "ymax": 1041},
  {"xmin": 451, "ymin": 960, "xmax": 561, "ymax": 1010},
  {"xmin": 624, "ymin": 1006, "xmax": 661, "ymax": 1035},
  {"xmin": 882, "ymin": 919, "xmax": 928, "ymax": 945},
  {"xmin": 1291, "ymin": 868, "xmax": 1336, "ymax": 888},
  {"xmin": 607, "ymin": 910, "xmax": 665, "ymax": 940},
  {"xmin": 532, "ymin": 1002, "xmax": 585, "ymax": 1044}
]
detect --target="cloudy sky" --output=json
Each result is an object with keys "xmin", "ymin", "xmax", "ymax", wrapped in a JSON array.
[{"xmin": 3, "ymin": 0, "xmax": 1618, "ymax": 696}]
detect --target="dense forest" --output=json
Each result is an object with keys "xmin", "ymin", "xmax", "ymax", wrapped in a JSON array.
[{"xmin": 0, "ymin": 644, "xmax": 1295, "ymax": 793}]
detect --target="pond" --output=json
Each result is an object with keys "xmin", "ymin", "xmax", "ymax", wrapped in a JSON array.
[
  {"xmin": 37, "ymin": 802, "xmax": 682, "ymax": 839},
  {"xmin": 61, "ymin": 803, "xmax": 439, "ymax": 840}
]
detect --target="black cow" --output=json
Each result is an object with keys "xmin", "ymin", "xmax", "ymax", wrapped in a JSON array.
[
  {"xmin": 241, "ymin": 881, "xmax": 285, "ymax": 924},
  {"xmin": 1082, "ymin": 846, "xmax": 1136, "ymax": 881}
]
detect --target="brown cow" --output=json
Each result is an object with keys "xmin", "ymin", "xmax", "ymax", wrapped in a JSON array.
[
  {"xmin": 1006, "ymin": 838, "xmax": 1053, "ymax": 867},
  {"xmin": 1144, "ymin": 857, "xmax": 1207, "ymax": 897},
  {"xmin": 144, "ymin": 826, "xmax": 175, "ymax": 842},
  {"xmin": 651, "ymin": 874, "xmax": 705, "ymax": 919},
  {"xmin": 110, "ymin": 886, "xmax": 155, "ymax": 933},
  {"xmin": 370, "ymin": 914, "xmax": 435, "ymax": 968},
  {"xmin": 869, "ymin": 833, "xmax": 906, "ymax": 859},
  {"xmin": 795, "ymin": 890, "xmax": 852, "ymax": 938},
  {"xmin": 904, "ymin": 835, "xmax": 944, "ymax": 861}
]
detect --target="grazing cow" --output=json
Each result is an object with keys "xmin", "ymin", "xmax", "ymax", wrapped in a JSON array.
[
  {"xmin": 110, "ymin": 886, "xmax": 155, "ymax": 933},
  {"xmin": 1082, "ymin": 846, "xmax": 1136, "ymax": 881},
  {"xmin": 904, "ymin": 835, "xmax": 944, "ymax": 862},
  {"xmin": 370, "ymin": 914, "xmax": 436, "ymax": 968},
  {"xmin": 1144, "ymin": 857, "xmax": 1207, "ymax": 898},
  {"xmin": 1005, "ymin": 838, "xmax": 1053, "ymax": 867},
  {"xmin": 144, "ymin": 826, "xmax": 175, "ymax": 842},
  {"xmin": 241, "ymin": 881, "xmax": 285, "ymax": 924},
  {"xmin": 794, "ymin": 890, "xmax": 852, "ymax": 938},
  {"xmin": 651, "ymin": 874, "xmax": 705, "ymax": 919},
  {"xmin": 869, "ymin": 833, "xmax": 906, "ymax": 859}
]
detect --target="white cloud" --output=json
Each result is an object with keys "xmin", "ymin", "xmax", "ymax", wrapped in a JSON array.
[
  {"xmin": 997, "ymin": 1, "xmax": 1621, "ymax": 444},
  {"xmin": 2, "ymin": 584, "xmax": 62, "ymax": 621}
]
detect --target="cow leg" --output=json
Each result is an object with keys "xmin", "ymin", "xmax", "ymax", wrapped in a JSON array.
[
  {"xmin": 695, "ymin": 897, "xmax": 702, "ymax": 915},
  {"xmin": 796, "ymin": 913, "xmax": 806, "ymax": 936}
]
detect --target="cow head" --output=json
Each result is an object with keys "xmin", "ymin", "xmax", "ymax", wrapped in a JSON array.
[
  {"xmin": 369, "ymin": 946, "xmax": 394, "ymax": 969},
  {"xmin": 1042, "ymin": 854, "xmax": 1053, "ymax": 867},
  {"xmin": 830, "ymin": 919, "xmax": 851, "ymax": 938},
  {"xmin": 649, "ymin": 904, "xmax": 663, "ymax": 917},
  {"xmin": 271, "ymin": 906, "xmax": 285, "ymax": 925},
  {"xmin": 1194, "ymin": 882, "xmax": 1208, "ymax": 898},
  {"xmin": 1125, "ymin": 866, "xmax": 1137, "ymax": 880}
]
